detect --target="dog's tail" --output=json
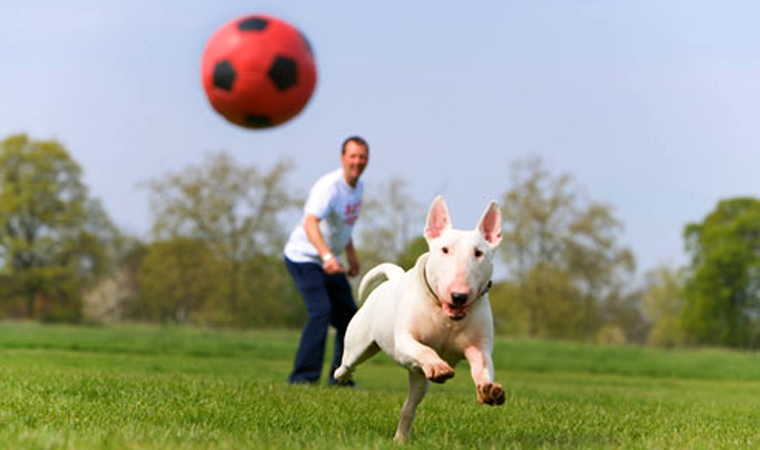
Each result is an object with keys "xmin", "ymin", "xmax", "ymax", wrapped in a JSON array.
[{"xmin": 357, "ymin": 263, "xmax": 404, "ymax": 305}]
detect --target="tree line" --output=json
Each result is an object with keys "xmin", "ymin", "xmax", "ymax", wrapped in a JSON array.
[{"xmin": 1, "ymin": 134, "xmax": 758, "ymax": 349}]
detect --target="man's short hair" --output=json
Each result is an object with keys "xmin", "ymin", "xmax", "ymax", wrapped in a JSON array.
[{"xmin": 341, "ymin": 136, "xmax": 369, "ymax": 155}]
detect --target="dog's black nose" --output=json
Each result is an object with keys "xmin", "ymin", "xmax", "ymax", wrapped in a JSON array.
[{"xmin": 451, "ymin": 293, "xmax": 468, "ymax": 306}]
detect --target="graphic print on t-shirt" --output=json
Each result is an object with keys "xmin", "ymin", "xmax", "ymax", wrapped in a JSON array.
[{"xmin": 345, "ymin": 201, "xmax": 362, "ymax": 225}]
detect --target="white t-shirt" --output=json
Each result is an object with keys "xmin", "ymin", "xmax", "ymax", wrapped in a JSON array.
[{"xmin": 284, "ymin": 168, "xmax": 364, "ymax": 264}]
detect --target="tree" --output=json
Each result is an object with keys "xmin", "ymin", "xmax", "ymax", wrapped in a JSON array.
[
  {"xmin": 682, "ymin": 197, "xmax": 760, "ymax": 348},
  {"xmin": 147, "ymin": 152, "xmax": 298, "ymax": 257},
  {"xmin": 598, "ymin": 288, "xmax": 648, "ymax": 345},
  {"xmin": 0, "ymin": 134, "xmax": 115, "ymax": 320},
  {"xmin": 488, "ymin": 280, "xmax": 524, "ymax": 336},
  {"xmin": 496, "ymin": 157, "xmax": 637, "ymax": 340},
  {"xmin": 565, "ymin": 203, "xmax": 636, "ymax": 338},
  {"xmin": 500, "ymin": 158, "xmax": 575, "ymax": 281},
  {"xmin": 642, "ymin": 264, "xmax": 686, "ymax": 347},
  {"xmin": 396, "ymin": 236, "xmax": 428, "ymax": 271},
  {"xmin": 82, "ymin": 235, "xmax": 147, "ymax": 324},
  {"xmin": 518, "ymin": 263, "xmax": 585, "ymax": 339},
  {"xmin": 356, "ymin": 176, "xmax": 424, "ymax": 271},
  {"xmin": 235, "ymin": 253, "xmax": 305, "ymax": 328},
  {"xmin": 137, "ymin": 237, "xmax": 224, "ymax": 324},
  {"xmin": 144, "ymin": 152, "xmax": 299, "ymax": 325}
]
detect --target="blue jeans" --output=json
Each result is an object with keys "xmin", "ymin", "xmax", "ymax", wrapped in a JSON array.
[{"xmin": 285, "ymin": 257, "xmax": 357, "ymax": 384}]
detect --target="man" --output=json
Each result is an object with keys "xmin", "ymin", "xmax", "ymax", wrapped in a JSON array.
[{"xmin": 283, "ymin": 136, "xmax": 369, "ymax": 385}]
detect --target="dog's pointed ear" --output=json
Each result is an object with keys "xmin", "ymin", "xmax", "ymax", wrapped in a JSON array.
[
  {"xmin": 477, "ymin": 200, "xmax": 502, "ymax": 247},
  {"xmin": 424, "ymin": 195, "xmax": 451, "ymax": 241}
]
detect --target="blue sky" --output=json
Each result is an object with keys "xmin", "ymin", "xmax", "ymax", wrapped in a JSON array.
[{"xmin": 2, "ymin": 1, "xmax": 759, "ymax": 278}]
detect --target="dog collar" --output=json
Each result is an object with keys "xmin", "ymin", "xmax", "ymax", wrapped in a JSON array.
[
  {"xmin": 422, "ymin": 265, "xmax": 440, "ymax": 304},
  {"xmin": 479, "ymin": 280, "xmax": 493, "ymax": 298}
]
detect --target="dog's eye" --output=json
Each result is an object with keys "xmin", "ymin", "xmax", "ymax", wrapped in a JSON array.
[
  {"xmin": 474, "ymin": 249, "xmax": 483, "ymax": 258},
  {"xmin": 442, "ymin": 247, "xmax": 449, "ymax": 254}
]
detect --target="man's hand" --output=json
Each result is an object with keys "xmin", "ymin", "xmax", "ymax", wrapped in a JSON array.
[
  {"xmin": 347, "ymin": 251, "xmax": 360, "ymax": 277},
  {"xmin": 322, "ymin": 254, "xmax": 345, "ymax": 275}
]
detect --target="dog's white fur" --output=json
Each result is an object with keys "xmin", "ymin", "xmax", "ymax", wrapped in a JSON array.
[{"xmin": 334, "ymin": 195, "xmax": 505, "ymax": 441}]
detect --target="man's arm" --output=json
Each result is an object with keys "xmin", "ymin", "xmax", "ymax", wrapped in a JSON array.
[
  {"xmin": 345, "ymin": 239, "xmax": 360, "ymax": 277},
  {"xmin": 303, "ymin": 214, "xmax": 344, "ymax": 274}
]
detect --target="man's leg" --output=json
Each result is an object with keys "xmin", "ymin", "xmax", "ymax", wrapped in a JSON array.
[
  {"xmin": 325, "ymin": 273, "xmax": 358, "ymax": 384},
  {"xmin": 285, "ymin": 258, "xmax": 333, "ymax": 384}
]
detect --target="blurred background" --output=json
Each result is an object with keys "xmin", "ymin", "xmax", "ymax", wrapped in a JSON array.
[{"xmin": 0, "ymin": 1, "xmax": 758, "ymax": 348}]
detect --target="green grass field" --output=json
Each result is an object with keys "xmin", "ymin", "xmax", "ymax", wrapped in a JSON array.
[{"xmin": 1, "ymin": 322, "xmax": 758, "ymax": 449}]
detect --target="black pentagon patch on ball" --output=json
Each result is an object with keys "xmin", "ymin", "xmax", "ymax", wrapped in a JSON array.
[
  {"xmin": 268, "ymin": 56, "xmax": 298, "ymax": 91},
  {"xmin": 213, "ymin": 60, "xmax": 236, "ymax": 91},
  {"xmin": 245, "ymin": 115, "xmax": 273, "ymax": 128},
  {"xmin": 238, "ymin": 17, "xmax": 269, "ymax": 31}
]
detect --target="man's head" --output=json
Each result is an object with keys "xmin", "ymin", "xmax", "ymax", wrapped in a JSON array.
[{"xmin": 341, "ymin": 136, "xmax": 369, "ymax": 188}]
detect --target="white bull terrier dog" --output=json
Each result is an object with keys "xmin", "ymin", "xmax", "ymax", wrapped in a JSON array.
[{"xmin": 333, "ymin": 195, "xmax": 505, "ymax": 441}]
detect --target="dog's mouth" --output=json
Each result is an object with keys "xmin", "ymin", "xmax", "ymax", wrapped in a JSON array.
[{"xmin": 442, "ymin": 302, "xmax": 469, "ymax": 321}]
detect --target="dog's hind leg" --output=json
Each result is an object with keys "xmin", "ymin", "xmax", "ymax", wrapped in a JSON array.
[
  {"xmin": 333, "ymin": 312, "xmax": 380, "ymax": 383},
  {"xmin": 394, "ymin": 370, "xmax": 429, "ymax": 442},
  {"xmin": 333, "ymin": 340, "xmax": 379, "ymax": 383}
]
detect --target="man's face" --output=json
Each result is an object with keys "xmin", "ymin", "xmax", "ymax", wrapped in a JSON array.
[{"xmin": 341, "ymin": 141, "xmax": 369, "ymax": 187}]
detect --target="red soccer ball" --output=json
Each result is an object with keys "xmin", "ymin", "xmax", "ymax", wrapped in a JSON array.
[{"xmin": 200, "ymin": 14, "xmax": 317, "ymax": 129}]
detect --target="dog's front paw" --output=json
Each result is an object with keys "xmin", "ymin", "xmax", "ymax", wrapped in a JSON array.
[
  {"xmin": 477, "ymin": 382, "xmax": 505, "ymax": 405},
  {"xmin": 424, "ymin": 362, "xmax": 455, "ymax": 383}
]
